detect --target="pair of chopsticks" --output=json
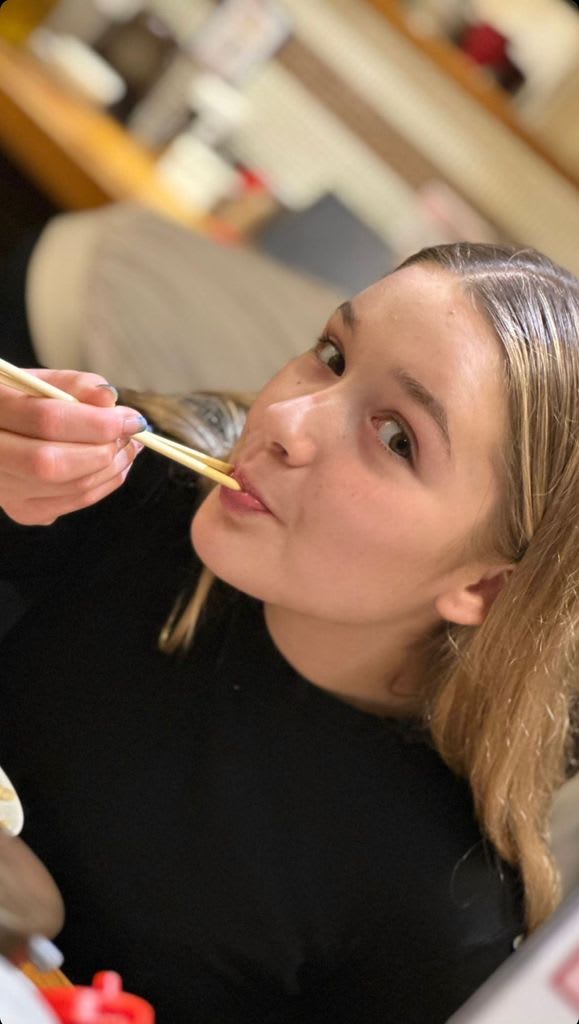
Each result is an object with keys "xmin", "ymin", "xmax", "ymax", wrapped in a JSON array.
[{"xmin": 0, "ymin": 358, "xmax": 240, "ymax": 490}]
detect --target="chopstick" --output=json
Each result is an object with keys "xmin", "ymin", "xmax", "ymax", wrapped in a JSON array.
[
  {"xmin": 0, "ymin": 359, "xmax": 240, "ymax": 491},
  {"xmin": 20, "ymin": 961, "xmax": 73, "ymax": 989}
]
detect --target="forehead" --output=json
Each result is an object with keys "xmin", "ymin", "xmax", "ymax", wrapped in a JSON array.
[
  {"xmin": 353, "ymin": 265, "xmax": 496, "ymax": 362},
  {"xmin": 350, "ymin": 265, "xmax": 508, "ymax": 482}
]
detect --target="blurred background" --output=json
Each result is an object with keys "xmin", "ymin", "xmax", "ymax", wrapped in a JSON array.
[{"xmin": 0, "ymin": 0, "xmax": 578, "ymax": 290}]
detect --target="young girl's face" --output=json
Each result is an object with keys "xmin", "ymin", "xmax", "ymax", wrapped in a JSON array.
[{"xmin": 192, "ymin": 266, "xmax": 508, "ymax": 632}]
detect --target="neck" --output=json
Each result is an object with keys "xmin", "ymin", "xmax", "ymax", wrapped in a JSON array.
[{"xmin": 263, "ymin": 602, "xmax": 428, "ymax": 718}]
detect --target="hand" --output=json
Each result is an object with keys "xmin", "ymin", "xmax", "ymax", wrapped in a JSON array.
[{"xmin": 0, "ymin": 369, "xmax": 147, "ymax": 526}]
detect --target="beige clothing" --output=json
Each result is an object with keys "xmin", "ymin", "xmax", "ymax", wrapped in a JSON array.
[{"xmin": 26, "ymin": 203, "xmax": 344, "ymax": 393}]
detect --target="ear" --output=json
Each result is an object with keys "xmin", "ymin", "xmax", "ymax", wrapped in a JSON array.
[{"xmin": 434, "ymin": 565, "xmax": 514, "ymax": 627}]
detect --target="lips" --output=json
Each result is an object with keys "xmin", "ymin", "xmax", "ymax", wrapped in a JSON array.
[{"xmin": 230, "ymin": 469, "xmax": 273, "ymax": 514}]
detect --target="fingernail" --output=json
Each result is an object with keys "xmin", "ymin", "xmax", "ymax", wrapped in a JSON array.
[
  {"xmin": 122, "ymin": 414, "xmax": 148, "ymax": 436},
  {"xmin": 96, "ymin": 383, "xmax": 119, "ymax": 402}
]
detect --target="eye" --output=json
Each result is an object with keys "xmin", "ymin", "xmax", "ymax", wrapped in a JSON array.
[
  {"xmin": 314, "ymin": 336, "xmax": 345, "ymax": 376},
  {"xmin": 375, "ymin": 418, "xmax": 414, "ymax": 463}
]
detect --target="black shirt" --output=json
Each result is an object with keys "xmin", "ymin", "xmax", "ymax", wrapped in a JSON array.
[{"xmin": 0, "ymin": 449, "xmax": 523, "ymax": 1024}]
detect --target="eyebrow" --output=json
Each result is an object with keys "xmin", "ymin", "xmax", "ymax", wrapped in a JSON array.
[
  {"xmin": 392, "ymin": 369, "xmax": 452, "ymax": 458},
  {"xmin": 337, "ymin": 301, "xmax": 452, "ymax": 458},
  {"xmin": 337, "ymin": 300, "xmax": 359, "ymax": 330}
]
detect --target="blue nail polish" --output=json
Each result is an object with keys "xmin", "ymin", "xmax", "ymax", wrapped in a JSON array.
[{"xmin": 122, "ymin": 413, "xmax": 149, "ymax": 435}]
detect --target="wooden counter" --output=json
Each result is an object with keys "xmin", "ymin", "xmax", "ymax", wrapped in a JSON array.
[{"xmin": 0, "ymin": 39, "xmax": 222, "ymax": 231}]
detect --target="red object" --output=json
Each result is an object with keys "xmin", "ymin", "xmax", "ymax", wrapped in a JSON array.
[
  {"xmin": 238, "ymin": 167, "xmax": 268, "ymax": 193},
  {"xmin": 460, "ymin": 22, "xmax": 509, "ymax": 67},
  {"xmin": 41, "ymin": 971, "xmax": 155, "ymax": 1023}
]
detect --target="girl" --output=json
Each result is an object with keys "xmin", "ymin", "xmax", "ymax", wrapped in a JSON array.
[{"xmin": 0, "ymin": 243, "xmax": 577, "ymax": 1023}]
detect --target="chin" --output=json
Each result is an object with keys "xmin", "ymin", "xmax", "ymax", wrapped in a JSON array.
[
  {"xmin": 190, "ymin": 491, "xmax": 274, "ymax": 603},
  {"xmin": 190, "ymin": 491, "xmax": 223, "ymax": 570}
]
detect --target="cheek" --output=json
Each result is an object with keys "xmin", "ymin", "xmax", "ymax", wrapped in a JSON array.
[
  {"xmin": 309, "ymin": 475, "xmax": 469, "ymax": 601},
  {"xmin": 295, "ymin": 477, "xmax": 425, "ymax": 577},
  {"xmin": 190, "ymin": 464, "xmax": 455, "ymax": 619},
  {"xmin": 280, "ymin": 482, "xmax": 448, "ymax": 622}
]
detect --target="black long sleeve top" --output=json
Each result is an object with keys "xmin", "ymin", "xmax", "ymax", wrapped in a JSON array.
[{"xmin": 0, "ymin": 449, "xmax": 523, "ymax": 1024}]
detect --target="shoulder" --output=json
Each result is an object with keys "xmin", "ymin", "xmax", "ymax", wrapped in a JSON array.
[
  {"xmin": 311, "ymin": 719, "xmax": 523, "ymax": 976},
  {"xmin": 299, "ymin": 722, "xmax": 522, "ymax": 1022},
  {"xmin": 368, "ymin": 724, "xmax": 524, "ymax": 942},
  {"xmin": 300, "ymin": 909, "xmax": 518, "ymax": 1024}
]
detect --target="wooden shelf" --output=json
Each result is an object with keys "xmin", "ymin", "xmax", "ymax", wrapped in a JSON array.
[
  {"xmin": 0, "ymin": 39, "xmax": 230, "ymax": 234},
  {"xmin": 363, "ymin": 0, "xmax": 579, "ymax": 189}
]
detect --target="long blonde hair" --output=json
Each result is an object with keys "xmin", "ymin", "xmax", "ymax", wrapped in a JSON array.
[
  {"xmin": 122, "ymin": 243, "xmax": 579, "ymax": 934},
  {"xmin": 399, "ymin": 244, "xmax": 579, "ymax": 934}
]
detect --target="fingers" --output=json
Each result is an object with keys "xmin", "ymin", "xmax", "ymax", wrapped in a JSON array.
[
  {"xmin": 0, "ymin": 438, "xmax": 140, "ymax": 497},
  {"xmin": 2, "ymin": 470, "xmax": 132, "ymax": 526},
  {"xmin": 0, "ymin": 430, "xmax": 125, "ymax": 484},
  {"xmin": 0, "ymin": 369, "xmax": 148, "ymax": 526},
  {"xmin": 0, "ymin": 440, "xmax": 142, "ymax": 525},
  {"xmin": 17, "ymin": 369, "xmax": 119, "ymax": 406},
  {"xmin": 0, "ymin": 382, "xmax": 147, "ymax": 445}
]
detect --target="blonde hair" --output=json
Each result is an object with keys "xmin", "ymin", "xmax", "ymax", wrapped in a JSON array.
[
  {"xmin": 123, "ymin": 243, "xmax": 579, "ymax": 934},
  {"xmin": 398, "ymin": 244, "xmax": 579, "ymax": 933}
]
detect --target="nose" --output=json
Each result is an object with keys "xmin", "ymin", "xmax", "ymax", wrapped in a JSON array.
[{"xmin": 261, "ymin": 391, "xmax": 343, "ymax": 467}]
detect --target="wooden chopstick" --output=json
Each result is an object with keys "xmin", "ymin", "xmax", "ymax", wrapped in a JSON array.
[
  {"xmin": 0, "ymin": 369, "xmax": 42, "ymax": 398},
  {"xmin": 148, "ymin": 434, "xmax": 232, "ymax": 473},
  {"xmin": 0, "ymin": 359, "xmax": 240, "ymax": 491},
  {"xmin": 20, "ymin": 961, "xmax": 73, "ymax": 989}
]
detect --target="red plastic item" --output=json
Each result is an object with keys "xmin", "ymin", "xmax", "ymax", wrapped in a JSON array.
[{"xmin": 41, "ymin": 971, "xmax": 155, "ymax": 1023}]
